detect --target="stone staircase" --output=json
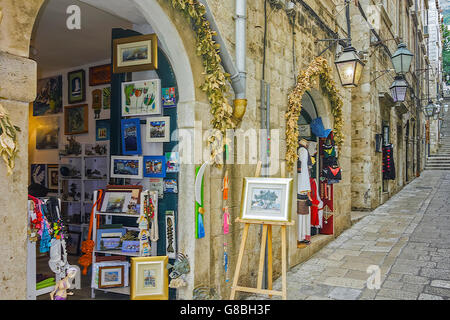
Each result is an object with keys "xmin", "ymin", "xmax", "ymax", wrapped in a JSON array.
[{"xmin": 425, "ymin": 112, "xmax": 450, "ymax": 170}]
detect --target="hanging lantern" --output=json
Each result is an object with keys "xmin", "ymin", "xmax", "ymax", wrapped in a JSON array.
[
  {"xmin": 391, "ymin": 43, "xmax": 414, "ymax": 74},
  {"xmin": 335, "ymin": 46, "xmax": 365, "ymax": 88},
  {"xmin": 389, "ymin": 75, "xmax": 409, "ymax": 102},
  {"xmin": 444, "ymin": 104, "xmax": 449, "ymax": 113},
  {"xmin": 423, "ymin": 101, "xmax": 436, "ymax": 118}
]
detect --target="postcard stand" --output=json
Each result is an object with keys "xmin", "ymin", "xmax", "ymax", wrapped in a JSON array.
[{"xmin": 230, "ymin": 162, "xmax": 293, "ymax": 300}]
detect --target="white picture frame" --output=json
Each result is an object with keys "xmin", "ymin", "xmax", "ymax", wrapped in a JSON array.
[
  {"xmin": 146, "ymin": 116, "xmax": 171, "ymax": 143},
  {"xmin": 122, "ymin": 79, "xmax": 161, "ymax": 117},
  {"xmin": 110, "ymin": 156, "xmax": 143, "ymax": 179},
  {"xmin": 240, "ymin": 177, "xmax": 293, "ymax": 222}
]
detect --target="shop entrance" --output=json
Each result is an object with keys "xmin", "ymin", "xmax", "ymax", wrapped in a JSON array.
[{"xmin": 27, "ymin": 0, "xmax": 197, "ymax": 300}]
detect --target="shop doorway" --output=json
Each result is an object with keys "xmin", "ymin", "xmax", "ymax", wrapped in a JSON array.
[{"xmin": 27, "ymin": 0, "xmax": 196, "ymax": 300}]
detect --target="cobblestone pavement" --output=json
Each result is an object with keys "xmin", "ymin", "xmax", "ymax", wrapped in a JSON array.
[{"xmin": 248, "ymin": 170, "xmax": 450, "ymax": 300}]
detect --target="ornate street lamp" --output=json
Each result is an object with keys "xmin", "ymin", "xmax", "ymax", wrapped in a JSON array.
[
  {"xmin": 391, "ymin": 43, "xmax": 414, "ymax": 74},
  {"xmin": 423, "ymin": 100, "xmax": 436, "ymax": 118},
  {"xmin": 335, "ymin": 46, "xmax": 365, "ymax": 87},
  {"xmin": 389, "ymin": 75, "xmax": 408, "ymax": 102}
]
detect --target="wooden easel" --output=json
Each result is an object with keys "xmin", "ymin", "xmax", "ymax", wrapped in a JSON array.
[{"xmin": 230, "ymin": 161, "xmax": 293, "ymax": 300}]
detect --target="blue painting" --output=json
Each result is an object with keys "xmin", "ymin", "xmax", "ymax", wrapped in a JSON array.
[
  {"xmin": 121, "ymin": 118, "xmax": 142, "ymax": 155},
  {"xmin": 143, "ymin": 156, "xmax": 166, "ymax": 178},
  {"xmin": 33, "ymin": 76, "xmax": 63, "ymax": 116},
  {"xmin": 96, "ymin": 119, "xmax": 110, "ymax": 141}
]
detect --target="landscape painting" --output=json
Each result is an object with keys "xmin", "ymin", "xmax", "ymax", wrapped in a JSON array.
[{"xmin": 35, "ymin": 116, "xmax": 59, "ymax": 150}]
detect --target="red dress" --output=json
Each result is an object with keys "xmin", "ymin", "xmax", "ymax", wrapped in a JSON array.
[{"xmin": 309, "ymin": 178, "xmax": 320, "ymax": 226}]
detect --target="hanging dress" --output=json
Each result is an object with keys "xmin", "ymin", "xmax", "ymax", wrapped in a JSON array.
[{"xmin": 297, "ymin": 146, "xmax": 311, "ymax": 242}]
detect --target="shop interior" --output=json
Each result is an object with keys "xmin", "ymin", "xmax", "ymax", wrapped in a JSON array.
[{"xmin": 28, "ymin": 0, "xmax": 179, "ymax": 300}]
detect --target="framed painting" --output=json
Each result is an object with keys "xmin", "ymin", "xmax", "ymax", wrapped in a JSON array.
[
  {"xmin": 33, "ymin": 75, "xmax": 63, "ymax": 116},
  {"xmin": 98, "ymin": 265, "xmax": 125, "ymax": 289},
  {"xmin": 64, "ymin": 104, "xmax": 88, "ymax": 135},
  {"xmin": 47, "ymin": 164, "xmax": 59, "ymax": 191},
  {"xmin": 96, "ymin": 119, "xmax": 110, "ymax": 141},
  {"xmin": 30, "ymin": 164, "xmax": 46, "ymax": 188},
  {"xmin": 68, "ymin": 69, "xmax": 86, "ymax": 104},
  {"xmin": 89, "ymin": 64, "xmax": 111, "ymax": 86},
  {"xmin": 103, "ymin": 87, "xmax": 111, "ymax": 109},
  {"xmin": 113, "ymin": 33, "xmax": 158, "ymax": 73},
  {"xmin": 131, "ymin": 256, "xmax": 168, "ymax": 300},
  {"xmin": 122, "ymin": 79, "xmax": 161, "ymax": 117},
  {"xmin": 165, "ymin": 152, "xmax": 179, "ymax": 173},
  {"xmin": 35, "ymin": 116, "xmax": 59, "ymax": 150},
  {"xmin": 110, "ymin": 156, "xmax": 143, "ymax": 179},
  {"xmin": 143, "ymin": 156, "xmax": 166, "ymax": 178},
  {"xmin": 100, "ymin": 190, "xmax": 133, "ymax": 213},
  {"xmin": 165, "ymin": 211, "xmax": 176, "ymax": 259},
  {"xmin": 240, "ymin": 177, "xmax": 293, "ymax": 223},
  {"xmin": 162, "ymin": 87, "xmax": 176, "ymax": 108},
  {"xmin": 146, "ymin": 116, "xmax": 170, "ymax": 143},
  {"xmin": 92, "ymin": 89, "xmax": 102, "ymax": 119},
  {"xmin": 163, "ymin": 179, "xmax": 178, "ymax": 193},
  {"xmin": 121, "ymin": 118, "xmax": 142, "ymax": 155}
]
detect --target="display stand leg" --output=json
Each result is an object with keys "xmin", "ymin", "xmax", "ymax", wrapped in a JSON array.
[
  {"xmin": 257, "ymin": 225, "xmax": 268, "ymax": 289},
  {"xmin": 281, "ymin": 225, "xmax": 287, "ymax": 300},
  {"xmin": 267, "ymin": 224, "xmax": 273, "ymax": 297},
  {"xmin": 229, "ymin": 223, "xmax": 250, "ymax": 300}
]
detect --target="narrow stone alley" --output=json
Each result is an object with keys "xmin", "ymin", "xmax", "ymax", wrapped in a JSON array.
[{"xmin": 248, "ymin": 170, "xmax": 450, "ymax": 300}]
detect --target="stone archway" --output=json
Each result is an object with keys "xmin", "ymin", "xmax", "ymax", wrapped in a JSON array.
[{"xmin": 0, "ymin": 0, "xmax": 205, "ymax": 299}]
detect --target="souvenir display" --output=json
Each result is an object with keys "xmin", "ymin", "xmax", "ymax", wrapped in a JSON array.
[
  {"xmin": 110, "ymin": 156, "xmax": 143, "ymax": 179},
  {"xmin": 35, "ymin": 116, "xmax": 59, "ymax": 150},
  {"xmin": 121, "ymin": 118, "xmax": 142, "ymax": 155},
  {"xmin": 167, "ymin": 253, "xmax": 190, "ymax": 284},
  {"xmin": 143, "ymin": 156, "xmax": 166, "ymax": 178},
  {"xmin": 165, "ymin": 211, "xmax": 176, "ymax": 259},
  {"xmin": 96, "ymin": 119, "xmax": 110, "ymax": 141},
  {"xmin": 85, "ymin": 157, "xmax": 108, "ymax": 179},
  {"xmin": 113, "ymin": 33, "xmax": 158, "ymax": 73},
  {"xmin": 60, "ymin": 136, "xmax": 82, "ymax": 156},
  {"xmin": 89, "ymin": 64, "xmax": 111, "ymax": 86},
  {"xmin": 148, "ymin": 178, "xmax": 164, "ymax": 199},
  {"xmin": 130, "ymin": 256, "xmax": 168, "ymax": 300},
  {"xmin": 85, "ymin": 142, "xmax": 108, "ymax": 156},
  {"xmin": 33, "ymin": 75, "xmax": 63, "ymax": 116},
  {"xmin": 297, "ymin": 139, "xmax": 312, "ymax": 245},
  {"xmin": 240, "ymin": 177, "xmax": 293, "ymax": 222},
  {"xmin": 163, "ymin": 179, "xmax": 178, "ymax": 193},
  {"xmin": 47, "ymin": 164, "xmax": 59, "ymax": 192},
  {"xmin": 146, "ymin": 116, "xmax": 170, "ymax": 143},
  {"xmin": 162, "ymin": 87, "xmax": 176, "ymax": 108},
  {"xmin": 98, "ymin": 265, "xmax": 125, "ymax": 289},
  {"xmin": 383, "ymin": 144, "xmax": 396, "ymax": 180},
  {"xmin": 137, "ymin": 191, "xmax": 151, "ymax": 256},
  {"xmin": 92, "ymin": 261, "xmax": 130, "ymax": 289},
  {"xmin": 64, "ymin": 104, "xmax": 88, "ymax": 135},
  {"xmin": 122, "ymin": 79, "xmax": 161, "ymax": 116},
  {"xmin": 92, "ymin": 89, "xmax": 102, "ymax": 119},
  {"xmin": 165, "ymin": 152, "xmax": 179, "ymax": 173},
  {"xmin": 67, "ymin": 69, "xmax": 86, "ymax": 104},
  {"xmin": 96, "ymin": 227, "xmax": 127, "ymax": 251}
]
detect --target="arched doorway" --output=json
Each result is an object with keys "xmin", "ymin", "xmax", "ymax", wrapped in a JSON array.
[{"xmin": 26, "ymin": 0, "xmax": 199, "ymax": 300}]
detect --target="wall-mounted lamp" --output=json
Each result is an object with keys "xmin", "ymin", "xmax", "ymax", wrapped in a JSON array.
[
  {"xmin": 391, "ymin": 43, "xmax": 414, "ymax": 74},
  {"xmin": 390, "ymin": 75, "xmax": 409, "ymax": 103},
  {"xmin": 423, "ymin": 100, "xmax": 437, "ymax": 118},
  {"xmin": 335, "ymin": 46, "xmax": 365, "ymax": 88}
]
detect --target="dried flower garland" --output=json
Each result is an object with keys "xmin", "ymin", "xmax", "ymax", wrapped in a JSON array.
[
  {"xmin": 0, "ymin": 103, "xmax": 21, "ymax": 175},
  {"xmin": 285, "ymin": 57, "xmax": 344, "ymax": 172},
  {"xmin": 170, "ymin": 0, "xmax": 235, "ymax": 164}
]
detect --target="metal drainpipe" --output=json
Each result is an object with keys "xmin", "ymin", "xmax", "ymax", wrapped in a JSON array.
[{"xmin": 198, "ymin": 0, "xmax": 247, "ymax": 117}]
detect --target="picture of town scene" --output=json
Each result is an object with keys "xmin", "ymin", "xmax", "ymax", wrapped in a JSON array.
[
  {"xmin": 250, "ymin": 188, "xmax": 281, "ymax": 212},
  {"xmin": 149, "ymin": 120, "xmax": 166, "ymax": 138},
  {"xmin": 143, "ymin": 269, "xmax": 156, "ymax": 288},
  {"xmin": 113, "ymin": 159, "xmax": 139, "ymax": 176},
  {"xmin": 105, "ymin": 194, "xmax": 127, "ymax": 212},
  {"xmin": 123, "ymin": 122, "xmax": 139, "ymax": 153},
  {"xmin": 145, "ymin": 158, "xmax": 163, "ymax": 175},
  {"xmin": 104, "ymin": 270, "xmax": 119, "ymax": 283},
  {"xmin": 122, "ymin": 45, "xmax": 149, "ymax": 62}
]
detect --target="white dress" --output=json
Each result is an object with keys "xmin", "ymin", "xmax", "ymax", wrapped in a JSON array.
[{"xmin": 297, "ymin": 146, "xmax": 311, "ymax": 242}]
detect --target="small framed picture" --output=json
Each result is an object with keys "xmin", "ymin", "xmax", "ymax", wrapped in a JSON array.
[
  {"xmin": 96, "ymin": 119, "xmax": 110, "ymax": 141},
  {"xmin": 162, "ymin": 87, "xmax": 176, "ymax": 108},
  {"xmin": 148, "ymin": 178, "xmax": 164, "ymax": 199},
  {"xmin": 89, "ymin": 64, "xmax": 111, "ymax": 86},
  {"xmin": 64, "ymin": 104, "xmax": 88, "ymax": 135},
  {"xmin": 98, "ymin": 265, "xmax": 125, "ymax": 289},
  {"xmin": 47, "ymin": 164, "xmax": 59, "ymax": 191},
  {"xmin": 30, "ymin": 164, "xmax": 47, "ymax": 188},
  {"xmin": 113, "ymin": 33, "xmax": 158, "ymax": 74},
  {"xmin": 240, "ymin": 177, "xmax": 293, "ymax": 223},
  {"xmin": 121, "ymin": 118, "xmax": 142, "ymax": 155},
  {"xmin": 67, "ymin": 69, "xmax": 86, "ymax": 104},
  {"xmin": 35, "ymin": 116, "xmax": 59, "ymax": 150},
  {"xmin": 143, "ymin": 156, "xmax": 166, "ymax": 178},
  {"xmin": 131, "ymin": 256, "xmax": 168, "ymax": 300},
  {"xmin": 164, "ymin": 179, "xmax": 178, "ymax": 193},
  {"xmin": 165, "ymin": 152, "xmax": 179, "ymax": 173},
  {"xmin": 33, "ymin": 75, "xmax": 63, "ymax": 116},
  {"xmin": 146, "ymin": 116, "xmax": 170, "ymax": 143},
  {"xmin": 100, "ymin": 191, "xmax": 133, "ymax": 213},
  {"xmin": 110, "ymin": 156, "xmax": 143, "ymax": 179},
  {"xmin": 103, "ymin": 87, "xmax": 111, "ymax": 109},
  {"xmin": 165, "ymin": 211, "xmax": 176, "ymax": 259},
  {"xmin": 122, "ymin": 79, "xmax": 161, "ymax": 117},
  {"xmin": 66, "ymin": 232, "xmax": 81, "ymax": 255}
]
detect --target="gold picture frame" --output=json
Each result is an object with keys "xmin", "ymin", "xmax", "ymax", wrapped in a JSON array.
[
  {"xmin": 130, "ymin": 256, "xmax": 168, "ymax": 300},
  {"xmin": 113, "ymin": 34, "xmax": 158, "ymax": 73}
]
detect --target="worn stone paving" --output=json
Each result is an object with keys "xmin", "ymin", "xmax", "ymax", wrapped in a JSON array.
[{"xmin": 247, "ymin": 170, "xmax": 450, "ymax": 300}]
